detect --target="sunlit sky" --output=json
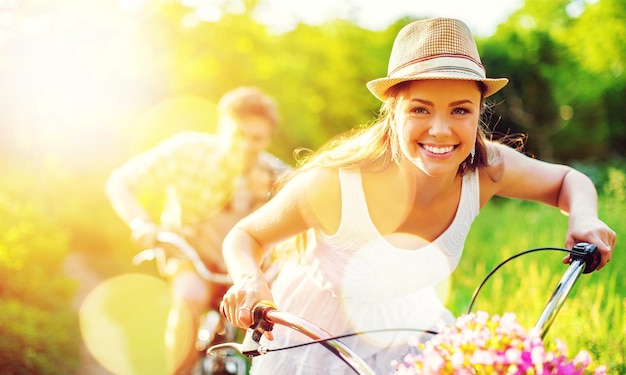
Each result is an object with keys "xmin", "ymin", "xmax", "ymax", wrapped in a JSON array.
[{"xmin": 255, "ymin": 0, "xmax": 524, "ymax": 36}]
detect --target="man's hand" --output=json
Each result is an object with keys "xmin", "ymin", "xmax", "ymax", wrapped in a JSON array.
[{"xmin": 129, "ymin": 218, "xmax": 161, "ymax": 249}]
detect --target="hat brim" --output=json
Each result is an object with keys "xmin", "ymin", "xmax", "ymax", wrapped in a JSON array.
[{"xmin": 366, "ymin": 74, "xmax": 509, "ymax": 101}]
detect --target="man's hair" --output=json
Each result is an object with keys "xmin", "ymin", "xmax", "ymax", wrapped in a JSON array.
[{"xmin": 218, "ymin": 86, "xmax": 279, "ymax": 126}]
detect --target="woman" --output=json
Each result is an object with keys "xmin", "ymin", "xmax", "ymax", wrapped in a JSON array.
[{"xmin": 220, "ymin": 18, "xmax": 616, "ymax": 374}]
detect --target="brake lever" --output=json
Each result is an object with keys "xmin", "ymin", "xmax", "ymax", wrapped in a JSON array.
[
  {"xmin": 569, "ymin": 242, "xmax": 600, "ymax": 274},
  {"xmin": 206, "ymin": 332, "xmax": 265, "ymax": 357},
  {"xmin": 239, "ymin": 301, "xmax": 277, "ymax": 356},
  {"xmin": 208, "ymin": 301, "xmax": 277, "ymax": 358}
]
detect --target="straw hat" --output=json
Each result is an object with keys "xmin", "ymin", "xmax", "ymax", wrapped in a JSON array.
[{"xmin": 366, "ymin": 18, "xmax": 508, "ymax": 101}]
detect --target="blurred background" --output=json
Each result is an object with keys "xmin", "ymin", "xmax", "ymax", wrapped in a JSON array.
[{"xmin": 1, "ymin": 0, "xmax": 624, "ymax": 374}]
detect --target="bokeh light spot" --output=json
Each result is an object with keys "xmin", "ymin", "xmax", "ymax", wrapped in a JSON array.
[{"xmin": 79, "ymin": 273, "xmax": 171, "ymax": 375}]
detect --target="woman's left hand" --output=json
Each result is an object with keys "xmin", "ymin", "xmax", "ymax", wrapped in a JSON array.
[{"xmin": 564, "ymin": 216, "xmax": 616, "ymax": 271}]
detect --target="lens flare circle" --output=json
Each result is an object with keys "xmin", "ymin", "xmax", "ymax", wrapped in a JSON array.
[{"xmin": 79, "ymin": 273, "xmax": 171, "ymax": 375}]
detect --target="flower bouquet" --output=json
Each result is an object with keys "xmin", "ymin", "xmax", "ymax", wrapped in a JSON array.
[{"xmin": 394, "ymin": 311, "xmax": 606, "ymax": 375}]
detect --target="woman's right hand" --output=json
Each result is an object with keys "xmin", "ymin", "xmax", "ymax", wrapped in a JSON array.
[{"xmin": 220, "ymin": 273, "xmax": 274, "ymax": 333}]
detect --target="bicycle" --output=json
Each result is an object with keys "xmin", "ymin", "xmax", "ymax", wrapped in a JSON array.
[
  {"xmin": 132, "ymin": 231, "xmax": 248, "ymax": 375},
  {"xmin": 207, "ymin": 242, "xmax": 601, "ymax": 375}
]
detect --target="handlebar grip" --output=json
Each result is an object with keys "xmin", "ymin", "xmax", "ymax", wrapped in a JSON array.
[
  {"xmin": 570, "ymin": 242, "xmax": 600, "ymax": 274},
  {"xmin": 252, "ymin": 300, "xmax": 277, "ymax": 312},
  {"xmin": 250, "ymin": 300, "xmax": 277, "ymax": 342}
]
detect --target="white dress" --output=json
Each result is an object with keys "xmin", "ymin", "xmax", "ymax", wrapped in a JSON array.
[{"xmin": 251, "ymin": 169, "xmax": 480, "ymax": 374}]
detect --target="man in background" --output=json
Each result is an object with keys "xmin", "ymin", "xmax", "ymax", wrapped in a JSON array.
[{"xmin": 105, "ymin": 86, "xmax": 289, "ymax": 374}]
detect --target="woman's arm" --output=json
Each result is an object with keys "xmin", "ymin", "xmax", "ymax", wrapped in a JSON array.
[
  {"xmin": 221, "ymin": 169, "xmax": 328, "ymax": 328},
  {"xmin": 482, "ymin": 142, "xmax": 616, "ymax": 269}
]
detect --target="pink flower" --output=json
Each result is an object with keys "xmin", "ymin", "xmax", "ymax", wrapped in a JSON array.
[
  {"xmin": 593, "ymin": 365, "xmax": 607, "ymax": 375},
  {"xmin": 393, "ymin": 311, "xmax": 606, "ymax": 375},
  {"xmin": 470, "ymin": 349, "xmax": 496, "ymax": 366},
  {"xmin": 574, "ymin": 350, "xmax": 592, "ymax": 369},
  {"xmin": 531, "ymin": 345, "xmax": 547, "ymax": 367},
  {"xmin": 505, "ymin": 347, "xmax": 522, "ymax": 363}
]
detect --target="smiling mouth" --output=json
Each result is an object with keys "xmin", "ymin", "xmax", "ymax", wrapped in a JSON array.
[{"xmin": 420, "ymin": 144, "xmax": 457, "ymax": 155}]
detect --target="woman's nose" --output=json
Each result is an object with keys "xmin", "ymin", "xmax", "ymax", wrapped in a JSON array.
[{"xmin": 428, "ymin": 116, "xmax": 452, "ymax": 138}]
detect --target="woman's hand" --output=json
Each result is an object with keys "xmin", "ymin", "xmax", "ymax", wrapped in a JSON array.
[
  {"xmin": 564, "ymin": 216, "xmax": 616, "ymax": 271},
  {"xmin": 220, "ymin": 273, "xmax": 275, "ymax": 336}
]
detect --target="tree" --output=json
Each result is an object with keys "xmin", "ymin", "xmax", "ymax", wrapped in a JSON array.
[
  {"xmin": 479, "ymin": 0, "xmax": 625, "ymax": 162},
  {"xmin": 559, "ymin": 0, "xmax": 626, "ymax": 157},
  {"xmin": 480, "ymin": 28, "xmax": 567, "ymax": 160}
]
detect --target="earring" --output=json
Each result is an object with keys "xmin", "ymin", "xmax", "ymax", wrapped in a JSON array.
[{"xmin": 470, "ymin": 146, "xmax": 475, "ymax": 164}]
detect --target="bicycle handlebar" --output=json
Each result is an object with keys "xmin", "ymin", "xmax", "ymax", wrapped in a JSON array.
[
  {"xmin": 208, "ymin": 301, "xmax": 376, "ymax": 375},
  {"xmin": 534, "ymin": 242, "xmax": 599, "ymax": 337},
  {"xmin": 131, "ymin": 231, "xmax": 232, "ymax": 285},
  {"xmin": 207, "ymin": 242, "xmax": 601, "ymax": 374}
]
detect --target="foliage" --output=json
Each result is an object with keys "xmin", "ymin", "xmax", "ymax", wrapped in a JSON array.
[
  {"xmin": 477, "ymin": 0, "xmax": 626, "ymax": 162},
  {"xmin": 0, "ymin": 169, "xmax": 81, "ymax": 374},
  {"xmin": 480, "ymin": 29, "xmax": 564, "ymax": 160},
  {"xmin": 149, "ymin": 11, "xmax": 396, "ymax": 163}
]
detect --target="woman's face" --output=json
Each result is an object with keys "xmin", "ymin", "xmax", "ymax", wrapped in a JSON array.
[{"xmin": 394, "ymin": 79, "xmax": 482, "ymax": 177}]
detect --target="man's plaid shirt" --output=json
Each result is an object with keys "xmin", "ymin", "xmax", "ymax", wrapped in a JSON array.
[{"xmin": 119, "ymin": 131, "xmax": 289, "ymax": 227}]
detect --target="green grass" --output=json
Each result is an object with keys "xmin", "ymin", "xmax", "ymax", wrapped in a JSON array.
[{"xmin": 447, "ymin": 185, "xmax": 625, "ymax": 373}]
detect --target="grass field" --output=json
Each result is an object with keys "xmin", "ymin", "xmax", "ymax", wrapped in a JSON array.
[{"xmin": 447, "ymin": 173, "xmax": 625, "ymax": 373}]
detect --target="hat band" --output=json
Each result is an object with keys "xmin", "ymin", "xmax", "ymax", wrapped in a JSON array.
[{"xmin": 389, "ymin": 55, "xmax": 486, "ymax": 80}]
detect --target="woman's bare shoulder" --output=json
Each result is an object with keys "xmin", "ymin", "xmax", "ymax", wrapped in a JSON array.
[
  {"xmin": 290, "ymin": 167, "xmax": 342, "ymax": 235},
  {"xmin": 478, "ymin": 142, "xmax": 510, "ymax": 205}
]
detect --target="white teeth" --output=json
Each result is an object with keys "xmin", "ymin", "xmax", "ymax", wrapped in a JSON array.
[{"xmin": 422, "ymin": 145, "xmax": 454, "ymax": 154}]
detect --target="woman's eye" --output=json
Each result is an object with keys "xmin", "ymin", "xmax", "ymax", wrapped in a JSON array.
[
  {"xmin": 411, "ymin": 107, "xmax": 429, "ymax": 114},
  {"xmin": 452, "ymin": 108, "xmax": 470, "ymax": 115}
]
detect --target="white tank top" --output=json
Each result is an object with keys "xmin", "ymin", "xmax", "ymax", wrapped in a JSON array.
[{"xmin": 252, "ymin": 168, "xmax": 481, "ymax": 375}]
